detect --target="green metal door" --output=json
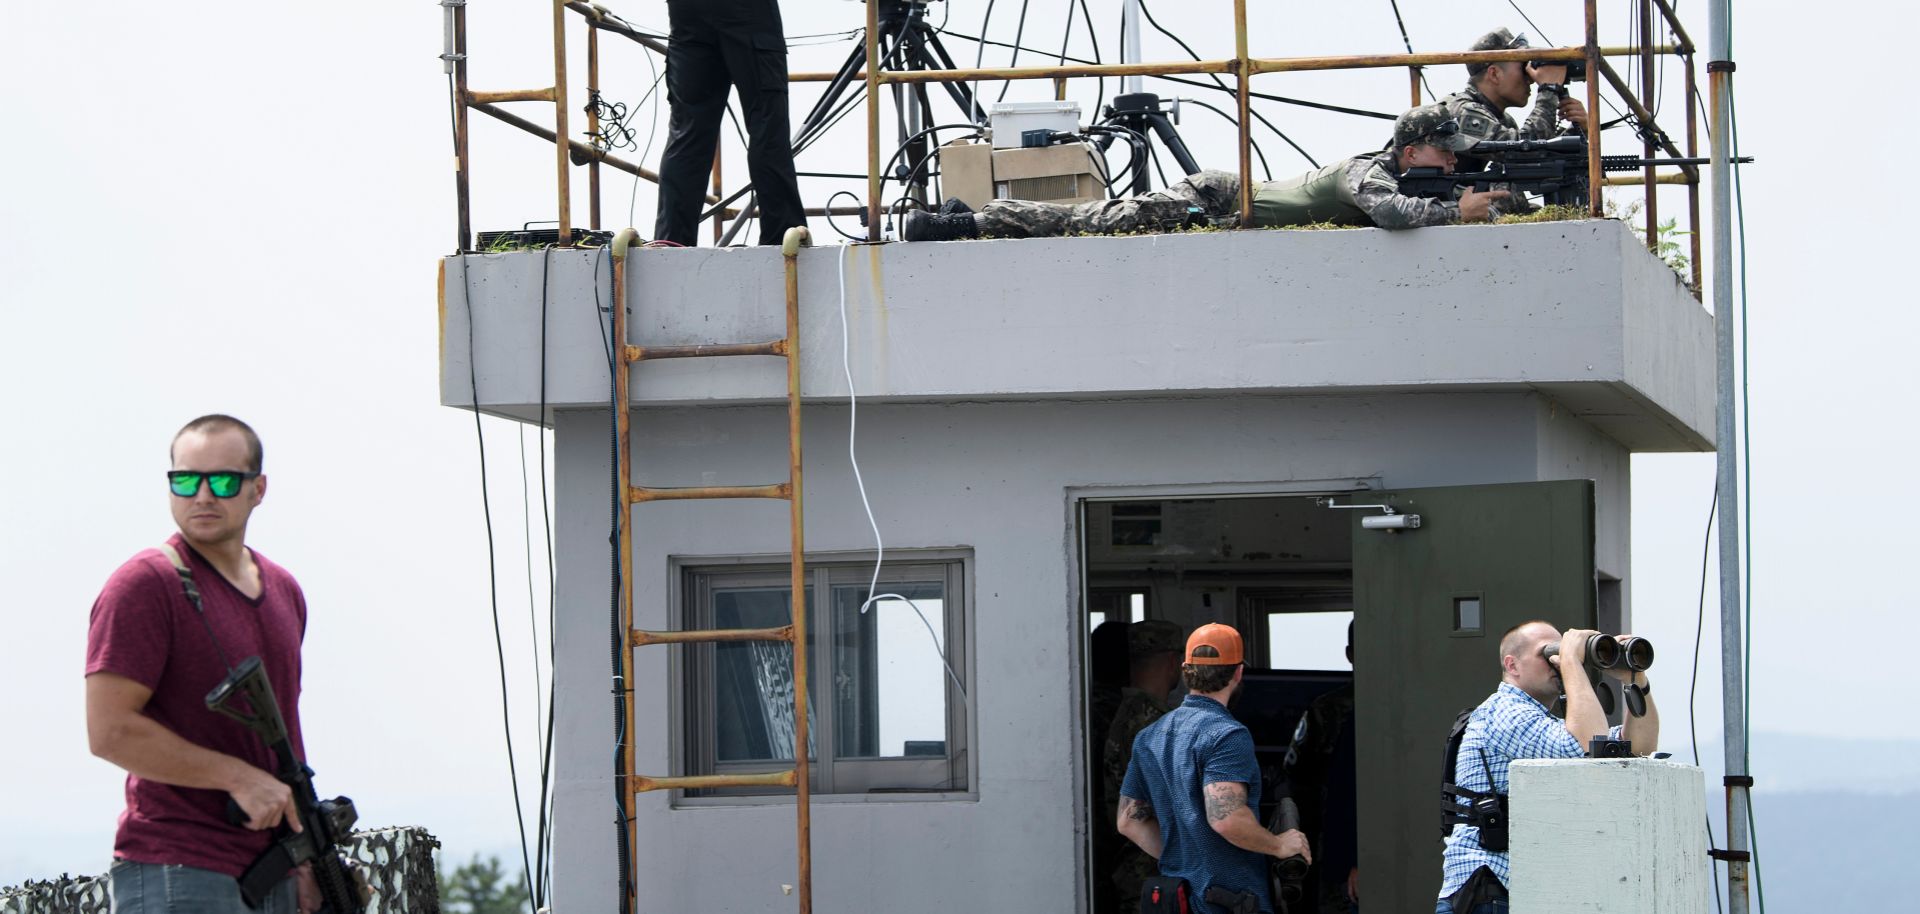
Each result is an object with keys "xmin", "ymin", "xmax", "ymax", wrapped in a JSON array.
[{"xmin": 1350, "ymin": 481, "xmax": 1595, "ymax": 913}]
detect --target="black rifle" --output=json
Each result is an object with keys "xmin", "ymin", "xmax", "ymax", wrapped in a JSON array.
[
  {"xmin": 207, "ymin": 656, "xmax": 365, "ymax": 912},
  {"xmin": 1398, "ymin": 135, "xmax": 1751, "ymax": 207}
]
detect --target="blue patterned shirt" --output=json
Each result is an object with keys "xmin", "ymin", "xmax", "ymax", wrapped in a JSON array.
[
  {"xmin": 1438, "ymin": 682, "xmax": 1623, "ymax": 897},
  {"xmin": 1121, "ymin": 694, "xmax": 1272, "ymax": 914}
]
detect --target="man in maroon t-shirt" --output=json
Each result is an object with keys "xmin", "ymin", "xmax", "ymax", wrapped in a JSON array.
[{"xmin": 86, "ymin": 415, "xmax": 320, "ymax": 914}]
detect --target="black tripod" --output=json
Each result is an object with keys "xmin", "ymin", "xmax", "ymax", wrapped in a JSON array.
[
  {"xmin": 715, "ymin": 0, "xmax": 984, "ymax": 243},
  {"xmin": 1100, "ymin": 92, "xmax": 1202, "ymax": 195}
]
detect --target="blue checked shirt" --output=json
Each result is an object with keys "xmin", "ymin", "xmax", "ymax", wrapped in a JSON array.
[{"xmin": 1438, "ymin": 682, "xmax": 1623, "ymax": 897}]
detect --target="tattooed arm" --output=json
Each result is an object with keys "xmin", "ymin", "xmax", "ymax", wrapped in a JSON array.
[
  {"xmin": 1116, "ymin": 795, "xmax": 1165, "ymax": 860},
  {"xmin": 1203, "ymin": 782, "xmax": 1314, "ymax": 861}
]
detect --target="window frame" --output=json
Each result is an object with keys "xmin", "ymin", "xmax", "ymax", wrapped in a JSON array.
[{"xmin": 674, "ymin": 550, "xmax": 973, "ymax": 804}]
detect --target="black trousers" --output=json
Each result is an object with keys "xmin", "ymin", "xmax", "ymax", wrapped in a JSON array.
[{"xmin": 653, "ymin": 1, "xmax": 805, "ymax": 246}]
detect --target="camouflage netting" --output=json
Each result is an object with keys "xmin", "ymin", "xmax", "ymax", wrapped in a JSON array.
[{"xmin": 0, "ymin": 826, "xmax": 439, "ymax": 914}]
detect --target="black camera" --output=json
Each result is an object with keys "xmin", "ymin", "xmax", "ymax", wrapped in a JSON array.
[
  {"xmin": 1588, "ymin": 735, "xmax": 1634, "ymax": 758},
  {"xmin": 1266, "ymin": 798, "xmax": 1309, "ymax": 904}
]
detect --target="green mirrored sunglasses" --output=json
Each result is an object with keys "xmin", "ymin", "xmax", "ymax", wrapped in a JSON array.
[{"xmin": 167, "ymin": 470, "xmax": 258, "ymax": 498}]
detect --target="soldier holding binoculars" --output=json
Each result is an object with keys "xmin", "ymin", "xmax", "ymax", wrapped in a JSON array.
[{"xmin": 1435, "ymin": 622, "xmax": 1660, "ymax": 914}]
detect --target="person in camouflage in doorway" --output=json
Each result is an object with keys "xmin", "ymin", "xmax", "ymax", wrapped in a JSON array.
[
  {"xmin": 1101, "ymin": 620, "xmax": 1184, "ymax": 913},
  {"xmin": 1283, "ymin": 622, "xmax": 1359, "ymax": 914},
  {"xmin": 903, "ymin": 105, "xmax": 1512, "ymax": 241}
]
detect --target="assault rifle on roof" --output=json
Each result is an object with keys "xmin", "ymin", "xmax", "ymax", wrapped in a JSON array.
[
  {"xmin": 208, "ymin": 657, "xmax": 369, "ymax": 913},
  {"xmin": 1396, "ymin": 135, "xmax": 1751, "ymax": 206}
]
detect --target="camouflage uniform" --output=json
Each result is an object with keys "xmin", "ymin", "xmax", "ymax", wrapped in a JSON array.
[
  {"xmin": 1100, "ymin": 620, "xmax": 1183, "ymax": 914},
  {"xmin": 1285, "ymin": 683, "xmax": 1358, "ymax": 914},
  {"xmin": 974, "ymin": 170, "xmax": 1243, "ymax": 238}
]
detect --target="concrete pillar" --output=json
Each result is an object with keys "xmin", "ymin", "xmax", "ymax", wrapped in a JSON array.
[{"xmin": 1508, "ymin": 758, "xmax": 1711, "ymax": 914}]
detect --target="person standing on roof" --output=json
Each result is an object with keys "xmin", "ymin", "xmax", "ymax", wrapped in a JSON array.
[
  {"xmin": 85, "ymin": 415, "xmax": 320, "ymax": 914},
  {"xmin": 903, "ymin": 104, "xmax": 1511, "ymax": 241},
  {"xmin": 1438, "ymin": 28, "xmax": 1589, "ymax": 175},
  {"xmin": 1436, "ymin": 621, "xmax": 1660, "ymax": 914},
  {"xmin": 1101, "ymin": 619, "xmax": 1186, "ymax": 914},
  {"xmin": 1117, "ymin": 623, "xmax": 1312, "ymax": 914},
  {"xmin": 653, "ymin": 0, "xmax": 806, "ymax": 246}
]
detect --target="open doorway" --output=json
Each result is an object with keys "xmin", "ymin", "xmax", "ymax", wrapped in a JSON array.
[{"xmin": 1079, "ymin": 494, "xmax": 1356, "ymax": 914}]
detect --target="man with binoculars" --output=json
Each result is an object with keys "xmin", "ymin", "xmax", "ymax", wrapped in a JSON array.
[{"xmin": 1435, "ymin": 622, "xmax": 1659, "ymax": 914}]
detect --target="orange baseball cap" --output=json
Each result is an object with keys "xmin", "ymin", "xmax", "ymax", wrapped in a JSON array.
[{"xmin": 1185, "ymin": 623, "xmax": 1244, "ymax": 665}]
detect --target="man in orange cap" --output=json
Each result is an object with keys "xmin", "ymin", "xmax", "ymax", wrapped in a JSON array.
[{"xmin": 1116, "ymin": 623, "xmax": 1312, "ymax": 913}]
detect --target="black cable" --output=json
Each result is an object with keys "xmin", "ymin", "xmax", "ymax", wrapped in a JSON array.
[
  {"xmin": 940, "ymin": 29, "xmax": 1396, "ymax": 120},
  {"xmin": 994, "ymin": 0, "xmax": 1032, "ymax": 104},
  {"xmin": 1179, "ymin": 97, "xmax": 1273, "ymax": 180},
  {"xmin": 1074, "ymin": 0, "xmax": 1105, "ymax": 127},
  {"xmin": 592, "ymin": 247, "xmax": 632, "ymax": 910},
  {"xmin": 1386, "ymin": 0, "xmax": 1438, "ymax": 99},
  {"xmin": 1690, "ymin": 481, "xmax": 1723, "ymax": 914},
  {"xmin": 1136, "ymin": 0, "xmax": 1318, "ymax": 168},
  {"xmin": 457, "ymin": 253, "xmax": 539, "ymax": 913},
  {"xmin": 822, "ymin": 190, "xmax": 867, "ymax": 241}
]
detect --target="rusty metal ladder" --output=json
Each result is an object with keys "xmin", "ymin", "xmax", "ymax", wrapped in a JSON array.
[{"xmin": 608, "ymin": 226, "xmax": 814, "ymax": 914}]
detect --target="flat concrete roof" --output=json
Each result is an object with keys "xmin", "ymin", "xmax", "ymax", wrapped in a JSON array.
[{"xmin": 440, "ymin": 217, "xmax": 1713, "ymax": 451}]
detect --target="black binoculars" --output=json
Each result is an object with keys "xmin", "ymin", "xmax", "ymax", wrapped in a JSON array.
[
  {"xmin": 1541, "ymin": 633, "xmax": 1653, "ymax": 672},
  {"xmin": 1531, "ymin": 59, "xmax": 1589, "ymax": 82}
]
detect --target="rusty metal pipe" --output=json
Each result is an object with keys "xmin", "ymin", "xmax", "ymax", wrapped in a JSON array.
[
  {"xmin": 471, "ymin": 102, "xmax": 739, "ymax": 213},
  {"xmin": 1234, "ymin": 0, "xmax": 1251, "ymax": 227},
  {"xmin": 1650, "ymin": 0, "xmax": 1696, "ymax": 54},
  {"xmin": 454, "ymin": 1, "xmax": 471, "ymax": 251},
  {"xmin": 1254, "ymin": 46, "xmax": 1584, "ymax": 74},
  {"xmin": 1640, "ymin": 0, "xmax": 1659, "ymax": 251},
  {"xmin": 631, "ymin": 625, "xmax": 794, "ymax": 646},
  {"xmin": 467, "ymin": 87, "xmax": 557, "ymax": 105},
  {"xmin": 565, "ymin": 1, "xmax": 670, "ymax": 55},
  {"xmin": 781, "ymin": 225, "xmax": 814, "ymax": 914},
  {"xmin": 633, "ymin": 770, "xmax": 798, "ymax": 792},
  {"xmin": 865, "ymin": 2, "xmax": 881, "ymax": 241},
  {"xmin": 628, "ymin": 341, "xmax": 787, "ymax": 361},
  {"xmin": 1604, "ymin": 174, "xmax": 1692, "ymax": 186},
  {"xmin": 882, "ymin": 59, "xmax": 1232, "ymax": 85},
  {"xmin": 552, "ymin": 0, "xmax": 572, "ymax": 244},
  {"xmin": 1585, "ymin": 1, "xmax": 1603, "ymax": 218},
  {"xmin": 1685, "ymin": 54, "xmax": 1703, "ymax": 294},
  {"xmin": 588, "ymin": 22, "xmax": 602, "ymax": 230},
  {"xmin": 629, "ymin": 483, "xmax": 791, "ymax": 503},
  {"xmin": 1595, "ymin": 59, "xmax": 1698, "ymax": 181},
  {"xmin": 1409, "ymin": 65, "xmax": 1423, "ymax": 106},
  {"xmin": 609, "ymin": 227, "xmax": 640, "ymax": 914}
]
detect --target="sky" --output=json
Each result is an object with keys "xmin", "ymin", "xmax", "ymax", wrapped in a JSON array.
[{"xmin": 3, "ymin": 0, "xmax": 1914, "ymax": 894}]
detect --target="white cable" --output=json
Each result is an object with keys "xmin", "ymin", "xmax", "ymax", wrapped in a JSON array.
[{"xmin": 837, "ymin": 244, "xmax": 969, "ymax": 706}]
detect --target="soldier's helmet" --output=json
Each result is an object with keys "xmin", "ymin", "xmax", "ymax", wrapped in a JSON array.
[
  {"xmin": 1393, "ymin": 104, "xmax": 1479, "ymax": 152},
  {"xmin": 1128, "ymin": 619, "xmax": 1183, "ymax": 658},
  {"xmin": 1467, "ymin": 28, "xmax": 1529, "ymax": 77}
]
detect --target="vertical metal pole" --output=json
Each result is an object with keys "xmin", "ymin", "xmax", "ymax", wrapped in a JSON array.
[
  {"xmin": 1685, "ymin": 54, "xmax": 1704, "ymax": 294},
  {"xmin": 781, "ymin": 227, "xmax": 813, "ymax": 914},
  {"xmin": 1409, "ymin": 65, "xmax": 1423, "ymax": 106},
  {"xmin": 865, "ymin": 0, "xmax": 882, "ymax": 241},
  {"xmin": 1233, "ymin": 0, "xmax": 1251, "ymax": 227},
  {"xmin": 552, "ymin": 0, "xmax": 573, "ymax": 244},
  {"xmin": 711, "ymin": 150, "xmax": 724, "ymax": 244},
  {"xmin": 1583, "ymin": 0, "xmax": 1603, "ymax": 217},
  {"xmin": 610, "ymin": 229, "xmax": 639, "ymax": 914},
  {"xmin": 587, "ymin": 19, "xmax": 603, "ymax": 231},
  {"xmin": 1708, "ymin": 0, "xmax": 1749, "ymax": 906},
  {"xmin": 1122, "ymin": 0, "xmax": 1143, "ymax": 95},
  {"xmin": 452, "ymin": 1, "xmax": 471, "ymax": 251},
  {"xmin": 1639, "ymin": 0, "xmax": 1659, "ymax": 251}
]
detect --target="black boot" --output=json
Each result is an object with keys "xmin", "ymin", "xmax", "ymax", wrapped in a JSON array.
[
  {"xmin": 938, "ymin": 197, "xmax": 974, "ymax": 216},
  {"xmin": 904, "ymin": 210, "xmax": 979, "ymax": 242}
]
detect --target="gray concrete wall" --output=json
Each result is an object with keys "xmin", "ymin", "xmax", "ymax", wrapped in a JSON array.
[
  {"xmin": 549, "ymin": 392, "xmax": 1631, "ymax": 914},
  {"xmin": 440, "ymin": 220, "xmax": 1714, "ymax": 452}
]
